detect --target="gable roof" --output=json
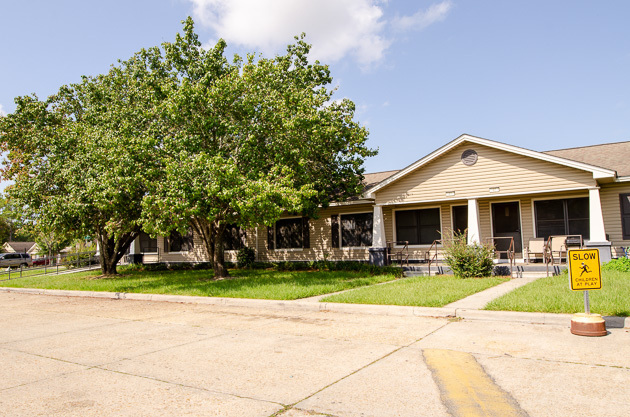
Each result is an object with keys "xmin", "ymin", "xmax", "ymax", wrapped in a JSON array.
[
  {"xmin": 544, "ymin": 141, "xmax": 630, "ymax": 177},
  {"xmin": 3, "ymin": 241, "xmax": 37, "ymax": 253},
  {"xmin": 365, "ymin": 134, "xmax": 617, "ymax": 197},
  {"xmin": 362, "ymin": 170, "xmax": 399, "ymax": 192}
]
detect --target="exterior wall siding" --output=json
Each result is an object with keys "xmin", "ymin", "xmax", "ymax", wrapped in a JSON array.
[
  {"xmin": 133, "ymin": 141, "xmax": 628, "ymax": 264},
  {"xmin": 255, "ymin": 203, "xmax": 375, "ymax": 262},
  {"xmin": 600, "ymin": 182, "xmax": 630, "ymax": 257},
  {"xmin": 143, "ymin": 186, "xmax": 615, "ymax": 264},
  {"xmin": 154, "ymin": 233, "xmax": 209, "ymax": 263},
  {"xmin": 374, "ymin": 143, "xmax": 595, "ymax": 205}
]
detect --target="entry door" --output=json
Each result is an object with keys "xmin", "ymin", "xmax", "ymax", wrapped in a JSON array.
[{"xmin": 492, "ymin": 202, "xmax": 522, "ymax": 256}]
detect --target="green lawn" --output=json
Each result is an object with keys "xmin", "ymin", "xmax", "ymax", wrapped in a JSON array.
[
  {"xmin": 0, "ymin": 267, "xmax": 400, "ymax": 300},
  {"xmin": 321, "ymin": 275, "xmax": 509, "ymax": 307},
  {"xmin": 485, "ymin": 271, "xmax": 630, "ymax": 316}
]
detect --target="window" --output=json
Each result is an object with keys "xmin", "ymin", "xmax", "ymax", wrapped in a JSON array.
[
  {"xmin": 620, "ymin": 194, "xmax": 630, "ymax": 240},
  {"xmin": 224, "ymin": 224, "xmax": 246, "ymax": 251},
  {"xmin": 331, "ymin": 213, "xmax": 373, "ymax": 248},
  {"xmin": 164, "ymin": 228, "xmax": 194, "ymax": 252},
  {"xmin": 534, "ymin": 198, "xmax": 589, "ymax": 240},
  {"xmin": 395, "ymin": 208, "xmax": 441, "ymax": 245},
  {"xmin": 267, "ymin": 217, "xmax": 310, "ymax": 250},
  {"xmin": 139, "ymin": 231, "xmax": 158, "ymax": 253}
]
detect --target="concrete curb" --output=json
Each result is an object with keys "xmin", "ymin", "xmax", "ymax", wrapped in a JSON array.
[{"xmin": 1, "ymin": 286, "xmax": 628, "ymax": 328}]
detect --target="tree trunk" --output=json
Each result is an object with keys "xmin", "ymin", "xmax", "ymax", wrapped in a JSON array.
[
  {"xmin": 97, "ymin": 228, "xmax": 138, "ymax": 276},
  {"xmin": 191, "ymin": 217, "xmax": 229, "ymax": 279},
  {"xmin": 212, "ymin": 221, "xmax": 229, "ymax": 278}
]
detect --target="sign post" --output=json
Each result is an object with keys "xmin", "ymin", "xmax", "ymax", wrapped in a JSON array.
[{"xmin": 567, "ymin": 248, "xmax": 606, "ymax": 337}]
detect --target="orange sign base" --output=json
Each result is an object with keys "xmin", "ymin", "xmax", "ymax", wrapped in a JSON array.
[{"xmin": 570, "ymin": 313, "xmax": 607, "ymax": 337}]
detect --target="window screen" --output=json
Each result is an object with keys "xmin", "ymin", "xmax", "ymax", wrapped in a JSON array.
[
  {"xmin": 534, "ymin": 198, "xmax": 589, "ymax": 240},
  {"xmin": 395, "ymin": 208, "xmax": 441, "ymax": 245},
  {"xmin": 340, "ymin": 213, "xmax": 373, "ymax": 247}
]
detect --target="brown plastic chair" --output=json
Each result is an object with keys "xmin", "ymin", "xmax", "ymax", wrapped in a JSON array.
[
  {"xmin": 525, "ymin": 238, "xmax": 547, "ymax": 263},
  {"xmin": 548, "ymin": 236, "xmax": 568, "ymax": 264}
]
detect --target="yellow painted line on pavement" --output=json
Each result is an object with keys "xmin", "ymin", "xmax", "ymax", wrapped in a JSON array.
[{"xmin": 424, "ymin": 349, "xmax": 528, "ymax": 417}]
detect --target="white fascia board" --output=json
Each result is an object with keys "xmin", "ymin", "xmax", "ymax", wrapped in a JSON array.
[
  {"xmin": 377, "ymin": 185, "xmax": 592, "ymax": 207},
  {"xmin": 615, "ymin": 176, "xmax": 630, "ymax": 183},
  {"xmin": 366, "ymin": 134, "xmax": 616, "ymax": 197}
]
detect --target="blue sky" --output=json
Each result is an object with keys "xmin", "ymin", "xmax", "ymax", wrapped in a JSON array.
[{"xmin": 1, "ymin": 0, "xmax": 629, "ymax": 176}]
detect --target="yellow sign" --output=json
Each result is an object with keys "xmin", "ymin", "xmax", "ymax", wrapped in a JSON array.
[{"xmin": 568, "ymin": 249, "xmax": 602, "ymax": 291}]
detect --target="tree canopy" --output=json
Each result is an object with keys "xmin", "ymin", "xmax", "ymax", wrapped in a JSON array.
[{"xmin": 0, "ymin": 17, "xmax": 374, "ymax": 277}]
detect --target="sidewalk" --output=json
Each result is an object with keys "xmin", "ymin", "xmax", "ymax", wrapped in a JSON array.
[{"xmin": 2, "ymin": 275, "xmax": 628, "ymax": 329}]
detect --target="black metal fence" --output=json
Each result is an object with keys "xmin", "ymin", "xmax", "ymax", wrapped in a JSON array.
[{"xmin": 0, "ymin": 251, "xmax": 100, "ymax": 281}]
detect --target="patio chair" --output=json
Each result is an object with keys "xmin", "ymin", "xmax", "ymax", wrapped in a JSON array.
[
  {"xmin": 548, "ymin": 235, "xmax": 568, "ymax": 264},
  {"xmin": 525, "ymin": 238, "xmax": 547, "ymax": 263}
]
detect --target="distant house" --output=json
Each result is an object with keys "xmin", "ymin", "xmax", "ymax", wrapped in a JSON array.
[
  {"xmin": 2, "ymin": 241, "xmax": 39, "ymax": 255},
  {"xmin": 127, "ymin": 134, "xmax": 630, "ymax": 264}
]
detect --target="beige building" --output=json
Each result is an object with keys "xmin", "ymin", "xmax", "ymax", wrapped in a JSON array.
[
  {"xmin": 2, "ymin": 241, "xmax": 39, "ymax": 255},
  {"xmin": 129, "ymin": 134, "xmax": 630, "ymax": 265}
]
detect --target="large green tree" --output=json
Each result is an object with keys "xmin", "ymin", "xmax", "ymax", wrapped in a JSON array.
[
  {"xmin": 0, "ymin": 51, "xmax": 165, "ymax": 274},
  {"xmin": 140, "ymin": 18, "xmax": 374, "ymax": 278},
  {"xmin": 1, "ymin": 18, "xmax": 373, "ymax": 278}
]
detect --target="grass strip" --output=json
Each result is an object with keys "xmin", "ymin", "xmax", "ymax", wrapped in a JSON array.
[
  {"xmin": 485, "ymin": 271, "xmax": 630, "ymax": 316},
  {"xmin": 0, "ymin": 267, "xmax": 399, "ymax": 300},
  {"xmin": 321, "ymin": 275, "xmax": 509, "ymax": 307}
]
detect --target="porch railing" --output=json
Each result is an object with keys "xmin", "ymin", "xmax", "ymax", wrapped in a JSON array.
[
  {"xmin": 426, "ymin": 239, "xmax": 442, "ymax": 276},
  {"xmin": 386, "ymin": 241, "xmax": 409, "ymax": 266},
  {"xmin": 486, "ymin": 236, "xmax": 515, "ymax": 278},
  {"xmin": 544, "ymin": 234, "xmax": 583, "ymax": 276}
]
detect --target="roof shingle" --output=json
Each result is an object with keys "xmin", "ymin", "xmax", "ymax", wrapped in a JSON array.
[{"xmin": 544, "ymin": 141, "xmax": 630, "ymax": 176}]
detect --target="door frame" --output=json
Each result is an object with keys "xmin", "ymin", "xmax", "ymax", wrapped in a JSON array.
[{"xmin": 450, "ymin": 204, "xmax": 468, "ymax": 235}]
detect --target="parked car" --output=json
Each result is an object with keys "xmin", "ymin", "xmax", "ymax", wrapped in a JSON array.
[
  {"xmin": 33, "ymin": 257, "xmax": 51, "ymax": 266},
  {"xmin": 0, "ymin": 253, "xmax": 33, "ymax": 268}
]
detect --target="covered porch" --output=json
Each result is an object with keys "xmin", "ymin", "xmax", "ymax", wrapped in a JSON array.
[{"xmin": 369, "ymin": 187, "xmax": 611, "ymax": 268}]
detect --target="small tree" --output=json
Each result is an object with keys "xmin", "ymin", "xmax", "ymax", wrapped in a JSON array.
[{"xmin": 443, "ymin": 231, "xmax": 494, "ymax": 278}]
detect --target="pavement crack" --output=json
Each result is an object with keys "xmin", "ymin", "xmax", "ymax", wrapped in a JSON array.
[
  {"xmin": 284, "ymin": 320, "xmax": 453, "ymax": 411},
  {"xmin": 89, "ymin": 365, "xmax": 286, "ymax": 406},
  {"xmin": 477, "ymin": 351, "xmax": 630, "ymax": 371}
]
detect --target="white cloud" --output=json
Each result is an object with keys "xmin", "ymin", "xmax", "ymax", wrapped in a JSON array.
[
  {"xmin": 0, "ymin": 104, "xmax": 6, "ymax": 116},
  {"xmin": 201, "ymin": 38, "xmax": 219, "ymax": 51},
  {"xmin": 187, "ymin": 0, "xmax": 452, "ymax": 67},
  {"xmin": 392, "ymin": 1, "xmax": 453, "ymax": 32}
]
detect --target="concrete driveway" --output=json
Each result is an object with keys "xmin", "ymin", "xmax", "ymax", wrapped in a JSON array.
[{"xmin": 1, "ymin": 291, "xmax": 629, "ymax": 417}]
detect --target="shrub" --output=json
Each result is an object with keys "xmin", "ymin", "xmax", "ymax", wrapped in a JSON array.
[
  {"xmin": 64, "ymin": 251, "xmax": 97, "ymax": 268},
  {"xmin": 272, "ymin": 260, "xmax": 403, "ymax": 277},
  {"xmin": 237, "ymin": 247, "xmax": 256, "ymax": 268},
  {"xmin": 603, "ymin": 257, "xmax": 630, "ymax": 272},
  {"xmin": 125, "ymin": 262, "xmax": 214, "ymax": 272},
  {"xmin": 443, "ymin": 231, "xmax": 494, "ymax": 278}
]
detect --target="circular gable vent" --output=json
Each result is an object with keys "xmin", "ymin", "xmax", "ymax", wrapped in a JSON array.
[{"xmin": 461, "ymin": 149, "xmax": 478, "ymax": 166}]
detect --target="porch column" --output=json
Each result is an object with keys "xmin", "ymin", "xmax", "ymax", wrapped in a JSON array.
[
  {"xmin": 369, "ymin": 205, "xmax": 387, "ymax": 266},
  {"xmin": 129, "ymin": 236, "xmax": 142, "ymax": 264},
  {"xmin": 467, "ymin": 199, "xmax": 481, "ymax": 245},
  {"xmin": 586, "ymin": 187, "xmax": 612, "ymax": 262}
]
